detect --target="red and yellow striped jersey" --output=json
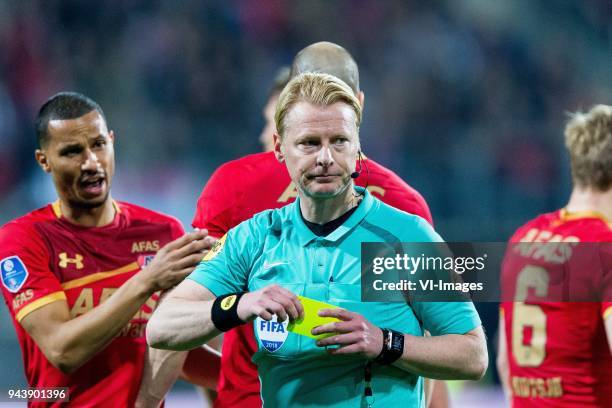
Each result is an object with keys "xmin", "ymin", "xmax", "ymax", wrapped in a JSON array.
[
  {"xmin": 0, "ymin": 201, "xmax": 183, "ymax": 408},
  {"xmin": 501, "ymin": 209, "xmax": 612, "ymax": 407}
]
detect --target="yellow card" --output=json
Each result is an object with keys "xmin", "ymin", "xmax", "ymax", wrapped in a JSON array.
[{"xmin": 287, "ymin": 295, "xmax": 341, "ymax": 340}]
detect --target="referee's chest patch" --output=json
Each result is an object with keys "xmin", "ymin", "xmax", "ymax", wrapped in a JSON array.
[
  {"xmin": 256, "ymin": 315, "xmax": 289, "ymax": 352},
  {"xmin": 1, "ymin": 256, "xmax": 29, "ymax": 293}
]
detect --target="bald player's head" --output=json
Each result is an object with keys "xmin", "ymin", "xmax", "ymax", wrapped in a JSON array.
[{"xmin": 290, "ymin": 42, "xmax": 360, "ymax": 94}]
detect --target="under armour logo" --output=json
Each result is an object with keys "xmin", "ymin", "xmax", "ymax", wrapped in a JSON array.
[{"xmin": 59, "ymin": 252, "xmax": 84, "ymax": 269}]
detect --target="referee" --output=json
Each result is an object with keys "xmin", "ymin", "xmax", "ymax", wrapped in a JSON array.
[{"xmin": 148, "ymin": 73, "xmax": 487, "ymax": 407}]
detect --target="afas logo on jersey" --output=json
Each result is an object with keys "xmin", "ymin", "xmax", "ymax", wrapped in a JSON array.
[
  {"xmin": 203, "ymin": 234, "xmax": 227, "ymax": 262},
  {"xmin": 1, "ymin": 256, "xmax": 29, "ymax": 293},
  {"xmin": 12, "ymin": 289, "xmax": 33, "ymax": 310},
  {"xmin": 132, "ymin": 241, "xmax": 160, "ymax": 253},
  {"xmin": 256, "ymin": 315, "xmax": 289, "ymax": 352}
]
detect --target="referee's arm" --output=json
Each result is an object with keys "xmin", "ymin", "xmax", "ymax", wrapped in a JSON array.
[
  {"xmin": 147, "ymin": 280, "xmax": 219, "ymax": 351},
  {"xmin": 147, "ymin": 281, "xmax": 303, "ymax": 351},
  {"xmin": 314, "ymin": 308, "xmax": 487, "ymax": 381},
  {"xmin": 390, "ymin": 326, "xmax": 488, "ymax": 380}
]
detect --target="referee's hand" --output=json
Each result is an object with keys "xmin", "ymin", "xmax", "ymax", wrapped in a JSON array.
[
  {"xmin": 313, "ymin": 309, "xmax": 384, "ymax": 359},
  {"xmin": 139, "ymin": 229, "xmax": 216, "ymax": 293},
  {"xmin": 237, "ymin": 284, "xmax": 304, "ymax": 322}
]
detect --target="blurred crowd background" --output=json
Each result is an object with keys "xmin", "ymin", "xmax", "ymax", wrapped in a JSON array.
[{"xmin": 0, "ymin": 0, "xmax": 610, "ymax": 405}]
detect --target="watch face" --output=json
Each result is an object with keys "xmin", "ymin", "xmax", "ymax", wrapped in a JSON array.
[
  {"xmin": 391, "ymin": 335, "xmax": 402, "ymax": 349},
  {"xmin": 390, "ymin": 330, "xmax": 405, "ymax": 352},
  {"xmin": 375, "ymin": 329, "xmax": 404, "ymax": 364}
]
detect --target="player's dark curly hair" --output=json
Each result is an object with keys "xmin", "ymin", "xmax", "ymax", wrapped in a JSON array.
[{"xmin": 36, "ymin": 92, "xmax": 106, "ymax": 147}]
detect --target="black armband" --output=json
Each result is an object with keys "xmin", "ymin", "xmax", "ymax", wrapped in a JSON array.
[
  {"xmin": 373, "ymin": 328, "xmax": 404, "ymax": 365},
  {"xmin": 211, "ymin": 292, "xmax": 246, "ymax": 332}
]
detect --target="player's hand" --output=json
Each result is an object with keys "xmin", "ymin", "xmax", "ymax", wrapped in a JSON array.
[
  {"xmin": 140, "ymin": 229, "xmax": 215, "ymax": 293},
  {"xmin": 313, "ymin": 309, "xmax": 384, "ymax": 360},
  {"xmin": 236, "ymin": 284, "xmax": 304, "ymax": 322}
]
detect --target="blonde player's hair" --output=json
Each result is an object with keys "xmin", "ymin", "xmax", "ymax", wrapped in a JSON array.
[
  {"xmin": 565, "ymin": 104, "xmax": 612, "ymax": 190},
  {"xmin": 274, "ymin": 72, "xmax": 362, "ymax": 139}
]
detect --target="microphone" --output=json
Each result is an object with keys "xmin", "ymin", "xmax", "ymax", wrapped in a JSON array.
[{"xmin": 351, "ymin": 151, "xmax": 363, "ymax": 179}]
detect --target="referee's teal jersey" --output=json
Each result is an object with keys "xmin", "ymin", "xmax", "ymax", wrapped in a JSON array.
[{"xmin": 189, "ymin": 188, "xmax": 481, "ymax": 407}]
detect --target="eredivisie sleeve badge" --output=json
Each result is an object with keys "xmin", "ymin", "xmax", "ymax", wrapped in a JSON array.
[{"xmin": 1, "ymin": 256, "xmax": 29, "ymax": 293}]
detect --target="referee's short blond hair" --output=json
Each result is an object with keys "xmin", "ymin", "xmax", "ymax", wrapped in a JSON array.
[
  {"xmin": 275, "ymin": 72, "xmax": 362, "ymax": 139},
  {"xmin": 565, "ymin": 104, "xmax": 612, "ymax": 190}
]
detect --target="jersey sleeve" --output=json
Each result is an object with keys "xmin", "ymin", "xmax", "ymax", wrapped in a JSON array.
[
  {"xmin": 402, "ymin": 216, "xmax": 482, "ymax": 335},
  {"xmin": 0, "ymin": 222, "xmax": 66, "ymax": 323},
  {"xmin": 410, "ymin": 215, "xmax": 442, "ymax": 241},
  {"xmin": 413, "ymin": 301, "xmax": 482, "ymax": 336},
  {"xmin": 192, "ymin": 164, "xmax": 240, "ymax": 238},
  {"xmin": 187, "ymin": 214, "xmax": 265, "ymax": 296}
]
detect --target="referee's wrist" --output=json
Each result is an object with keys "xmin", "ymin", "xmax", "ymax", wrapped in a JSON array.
[
  {"xmin": 211, "ymin": 292, "xmax": 247, "ymax": 332},
  {"xmin": 376, "ymin": 327, "xmax": 387, "ymax": 357},
  {"xmin": 373, "ymin": 327, "xmax": 404, "ymax": 365}
]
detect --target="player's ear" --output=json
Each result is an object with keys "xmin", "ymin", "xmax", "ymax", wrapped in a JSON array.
[
  {"xmin": 273, "ymin": 133, "xmax": 284, "ymax": 163},
  {"xmin": 35, "ymin": 149, "xmax": 51, "ymax": 173},
  {"xmin": 108, "ymin": 130, "xmax": 115, "ymax": 143},
  {"xmin": 357, "ymin": 91, "xmax": 365, "ymax": 109}
]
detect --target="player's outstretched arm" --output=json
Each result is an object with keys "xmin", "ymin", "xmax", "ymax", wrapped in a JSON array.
[
  {"xmin": 135, "ymin": 342, "xmax": 222, "ymax": 408},
  {"xmin": 147, "ymin": 283, "xmax": 304, "ymax": 350},
  {"xmin": 135, "ymin": 286, "xmax": 222, "ymax": 408},
  {"xmin": 135, "ymin": 347, "xmax": 188, "ymax": 408},
  {"xmin": 20, "ymin": 230, "xmax": 211, "ymax": 374},
  {"xmin": 314, "ymin": 309, "xmax": 488, "ymax": 380}
]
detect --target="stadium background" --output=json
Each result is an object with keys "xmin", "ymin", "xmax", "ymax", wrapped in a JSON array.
[{"xmin": 0, "ymin": 1, "xmax": 609, "ymax": 406}]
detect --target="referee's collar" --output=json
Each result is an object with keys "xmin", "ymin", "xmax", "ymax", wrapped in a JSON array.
[{"xmin": 293, "ymin": 186, "xmax": 374, "ymax": 246}]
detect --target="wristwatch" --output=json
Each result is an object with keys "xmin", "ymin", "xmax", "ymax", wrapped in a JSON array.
[{"xmin": 373, "ymin": 328, "xmax": 404, "ymax": 365}]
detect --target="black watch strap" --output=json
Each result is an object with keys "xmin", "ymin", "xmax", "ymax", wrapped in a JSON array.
[{"xmin": 373, "ymin": 328, "xmax": 404, "ymax": 365}]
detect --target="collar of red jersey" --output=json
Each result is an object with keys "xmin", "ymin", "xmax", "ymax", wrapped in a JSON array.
[
  {"xmin": 51, "ymin": 199, "xmax": 122, "ymax": 219},
  {"xmin": 559, "ymin": 208, "xmax": 611, "ymax": 225}
]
